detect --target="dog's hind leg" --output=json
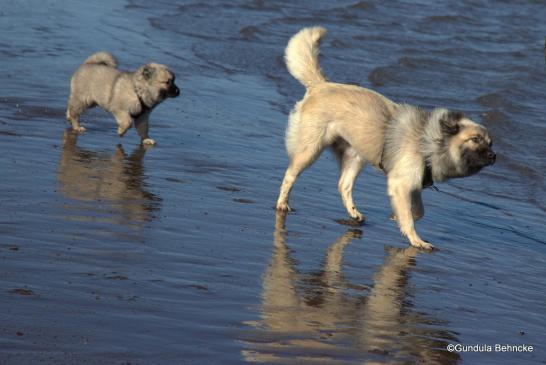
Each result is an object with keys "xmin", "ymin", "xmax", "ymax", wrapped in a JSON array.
[
  {"xmin": 332, "ymin": 141, "xmax": 365, "ymax": 221},
  {"xmin": 66, "ymin": 97, "xmax": 88, "ymax": 133},
  {"xmin": 276, "ymin": 143, "xmax": 323, "ymax": 212}
]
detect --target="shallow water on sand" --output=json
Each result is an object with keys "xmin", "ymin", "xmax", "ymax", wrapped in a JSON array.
[{"xmin": 1, "ymin": 1, "xmax": 545, "ymax": 364}]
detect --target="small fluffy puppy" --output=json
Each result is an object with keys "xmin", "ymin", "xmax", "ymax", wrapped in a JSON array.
[
  {"xmin": 276, "ymin": 27, "xmax": 496, "ymax": 250},
  {"xmin": 66, "ymin": 52, "xmax": 179, "ymax": 145}
]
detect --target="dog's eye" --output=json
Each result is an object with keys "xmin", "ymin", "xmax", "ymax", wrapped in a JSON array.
[{"xmin": 471, "ymin": 136, "xmax": 481, "ymax": 143}]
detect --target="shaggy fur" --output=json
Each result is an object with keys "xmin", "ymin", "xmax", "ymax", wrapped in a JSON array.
[{"xmin": 276, "ymin": 27, "xmax": 495, "ymax": 250}]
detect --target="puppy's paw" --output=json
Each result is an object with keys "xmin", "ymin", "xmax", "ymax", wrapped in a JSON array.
[
  {"xmin": 276, "ymin": 202, "xmax": 292, "ymax": 212},
  {"xmin": 73, "ymin": 126, "xmax": 86, "ymax": 133},
  {"xmin": 142, "ymin": 138, "xmax": 156, "ymax": 146},
  {"xmin": 411, "ymin": 239, "xmax": 434, "ymax": 251}
]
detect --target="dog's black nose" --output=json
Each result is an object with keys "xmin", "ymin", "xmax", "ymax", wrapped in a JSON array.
[
  {"xmin": 488, "ymin": 151, "xmax": 496, "ymax": 164},
  {"xmin": 173, "ymin": 87, "xmax": 180, "ymax": 97}
]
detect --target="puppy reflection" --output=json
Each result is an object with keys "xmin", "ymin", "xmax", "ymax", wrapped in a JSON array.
[
  {"xmin": 58, "ymin": 130, "xmax": 161, "ymax": 225},
  {"xmin": 242, "ymin": 211, "xmax": 459, "ymax": 364}
]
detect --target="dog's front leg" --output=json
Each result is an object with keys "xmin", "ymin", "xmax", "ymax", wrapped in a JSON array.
[
  {"xmin": 135, "ymin": 112, "xmax": 155, "ymax": 145},
  {"xmin": 388, "ymin": 179, "xmax": 433, "ymax": 250},
  {"xmin": 389, "ymin": 191, "xmax": 424, "ymax": 221},
  {"xmin": 115, "ymin": 112, "xmax": 133, "ymax": 137}
]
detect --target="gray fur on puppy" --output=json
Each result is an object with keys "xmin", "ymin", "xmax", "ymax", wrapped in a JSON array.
[
  {"xmin": 276, "ymin": 27, "xmax": 495, "ymax": 250},
  {"xmin": 66, "ymin": 51, "xmax": 180, "ymax": 145}
]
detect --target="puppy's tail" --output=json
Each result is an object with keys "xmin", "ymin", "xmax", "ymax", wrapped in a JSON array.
[
  {"xmin": 82, "ymin": 51, "xmax": 118, "ymax": 68},
  {"xmin": 285, "ymin": 26, "xmax": 328, "ymax": 89}
]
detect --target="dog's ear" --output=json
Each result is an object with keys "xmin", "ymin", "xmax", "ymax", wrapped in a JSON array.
[
  {"xmin": 141, "ymin": 65, "xmax": 154, "ymax": 80},
  {"xmin": 440, "ymin": 110, "xmax": 463, "ymax": 135}
]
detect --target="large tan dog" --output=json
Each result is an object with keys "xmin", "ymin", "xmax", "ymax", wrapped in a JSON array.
[
  {"xmin": 276, "ymin": 27, "xmax": 496, "ymax": 250},
  {"xmin": 67, "ymin": 52, "xmax": 179, "ymax": 145}
]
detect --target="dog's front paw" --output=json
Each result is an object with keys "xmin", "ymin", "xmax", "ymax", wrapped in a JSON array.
[
  {"xmin": 73, "ymin": 126, "xmax": 86, "ymax": 133},
  {"xmin": 142, "ymin": 138, "xmax": 156, "ymax": 146},
  {"xmin": 350, "ymin": 210, "xmax": 366, "ymax": 223},
  {"xmin": 276, "ymin": 202, "xmax": 292, "ymax": 212}
]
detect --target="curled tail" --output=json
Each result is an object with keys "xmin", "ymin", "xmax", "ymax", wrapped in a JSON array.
[
  {"xmin": 82, "ymin": 51, "xmax": 118, "ymax": 68},
  {"xmin": 284, "ymin": 26, "xmax": 327, "ymax": 88}
]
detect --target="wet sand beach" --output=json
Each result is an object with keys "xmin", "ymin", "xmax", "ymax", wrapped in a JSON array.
[{"xmin": 1, "ymin": 1, "xmax": 545, "ymax": 364}]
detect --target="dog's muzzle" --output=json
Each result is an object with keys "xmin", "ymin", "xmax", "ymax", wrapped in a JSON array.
[
  {"xmin": 486, "ymin": 151, "xmax": 496, "ymax": 165},
  {"xmin": 169, "ymin": 85, "xmax": 180, "ymax": 98}
]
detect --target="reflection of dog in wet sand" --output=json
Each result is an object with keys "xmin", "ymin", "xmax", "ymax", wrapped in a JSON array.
[
  {"xmin": 241, "ymin": 211, "xmax": 460, "ymax": 364},
  {"xmin": 58, "ymin": 130, "xmax": 161, "ymax": 224},
  {"xmin": 66, "ymin": 52, "xmax": 179, "ymax": 145},
  {"xmin": 276, "ymin": 27, "xmax": 496, "ymax": 249}
]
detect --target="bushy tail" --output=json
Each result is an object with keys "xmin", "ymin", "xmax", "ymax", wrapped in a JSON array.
[
  {"xmin": 82, "ymin": 51, "xmax": 118, "ymax": 68},
  {"xmin": 284, "ymin": 26, "xmax": 327, "ymax": 88}
]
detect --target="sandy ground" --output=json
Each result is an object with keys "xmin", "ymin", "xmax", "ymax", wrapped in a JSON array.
[{"xmin": 0, "ymin": 1, "xmax": 545, "ymax": 364}]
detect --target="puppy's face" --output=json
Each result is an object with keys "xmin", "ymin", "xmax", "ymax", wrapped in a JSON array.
[
  {"xmin": 441, "ymin": 111, "xmax": 496, "ymax": 177},
  {"xmin": 138, "ymin": 63, "xmax": 180, "ymax": 101}
]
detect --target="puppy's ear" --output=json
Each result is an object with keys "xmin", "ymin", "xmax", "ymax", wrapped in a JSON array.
[
  {"xmin": 440, "ymin": 110, "xmax": 463, "ymax": 135},
  {"xmin": 141, "ymin": 65, "xmax": 154, "ymax": 80}
]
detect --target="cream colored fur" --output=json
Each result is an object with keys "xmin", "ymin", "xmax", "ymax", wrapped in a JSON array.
[
  {"xmin": 285, "ymin": 26, "xmax": 328, "ymax": 88},
  {"xmin": 276, "ymin": 27, "xmax": 494, "ymax": 250},
  {"xmin": 66, "ymin": 52, "xmax": 179, "ymax": 145}
]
